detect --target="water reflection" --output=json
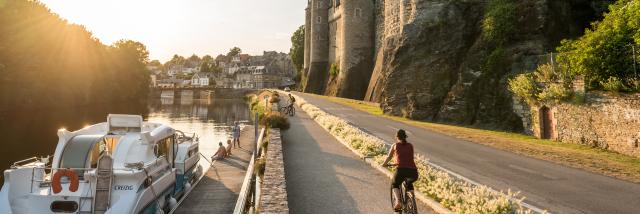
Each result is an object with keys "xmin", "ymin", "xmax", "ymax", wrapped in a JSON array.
[{"xmin": 0, "ymin": 97, "xmax": 250, "ymax": 183}]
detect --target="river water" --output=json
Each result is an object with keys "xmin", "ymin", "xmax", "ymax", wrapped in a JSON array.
[{"xmin": 0, "ymin": 97, "xmax": 251, "ymax": 184}]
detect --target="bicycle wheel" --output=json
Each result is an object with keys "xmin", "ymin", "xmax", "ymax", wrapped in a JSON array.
[
  {"xmin": 402, "ymin": 182, "xmax": 418, "ymax": 214},
  {"xmin": 290, "ymin": 106, "xmax": 296, "ymax": 116}
]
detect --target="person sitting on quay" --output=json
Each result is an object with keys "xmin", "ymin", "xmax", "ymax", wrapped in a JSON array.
[
  {"xmin": 212, "ymin": 142, "xmax": 227, "ymax": 160},
  {"xmin": 226, "ymin": 139, "xmax": 233, "ymax": 157}
]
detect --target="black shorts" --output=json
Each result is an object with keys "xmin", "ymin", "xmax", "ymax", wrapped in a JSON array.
[{"xmin": 392, "ymin": 168, "xmax": 418, "ymax": 190}]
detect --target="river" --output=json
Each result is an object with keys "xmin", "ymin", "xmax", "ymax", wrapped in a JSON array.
[{"xmin": 0, "ymin": 97, "xmax": 251, "ymax": 184}]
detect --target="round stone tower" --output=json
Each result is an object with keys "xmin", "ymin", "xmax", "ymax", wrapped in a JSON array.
[
  {"xmin": 336, "ymin": 0, "xmax": 374, "ymax": 99},
  {"xmin": 305, "ymin": 0, "xmax": 330, "ymax": 94},
  {"xmin": 303, "ymin": 2, "xmax": 311, "ymax": 77}
]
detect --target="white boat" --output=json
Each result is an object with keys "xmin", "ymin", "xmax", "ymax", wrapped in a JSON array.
[{"xmin": 0, "ymin": 114, "xmax": 202, "ymax": 214}]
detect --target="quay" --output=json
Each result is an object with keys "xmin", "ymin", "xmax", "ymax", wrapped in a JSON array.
[{"xmin": 173, "ymin": 126, "xmax": 256, "ymax": 214}]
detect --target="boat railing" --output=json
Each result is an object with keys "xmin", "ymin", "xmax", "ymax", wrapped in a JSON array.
[{"xmin": 11, "ymin": 156, "xmax": 43, "ymax": 168}]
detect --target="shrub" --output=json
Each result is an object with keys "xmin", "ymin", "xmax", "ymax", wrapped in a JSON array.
[
  {"xmin": 329, "ymin": 63, "xmax": 340, "ymax": 77},
  {"xmin": 482, "ymin": 0, "xmax": 516, "ymax": 45},
  {"xmin": 538, "ymin": 83, "xmax": 571, "ymax": 102},
  {"xmin": 601, "ymin": 76, "xmax": 629, "ymax": 92},
  {"xmin": 254, "ymin": 157, "xmax": 266, "ymax": 178},
  {"xmin": 508, "ymin": 73, "xmax": 538, "ymax": 103},
  {"xmin": 269, "ymin": 96, "xmax": 280, "ymax": 103},
  {"xmin": 260, "ymin": 112, "xmax": 290, "ymax": 130},
  {"xmin": 555, "ymin": 0, "xmax": 640, "ymax": 90}
]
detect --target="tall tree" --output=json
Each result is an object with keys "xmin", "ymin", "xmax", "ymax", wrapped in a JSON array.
[
  {"xmin": 227, "ymin": 47, "xmax": 242, "ymax": 57},
  {"xmin": 202, "ymin": 55, "xmax": 213, "ymax": 63},
  {"xmin": 289, "ymin": 25, "xmax": 305, "ymax": 73}
]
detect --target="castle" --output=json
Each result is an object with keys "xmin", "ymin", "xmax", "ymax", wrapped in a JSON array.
[{"xmin": 303, "ymin": 0, "xmax": 375, "ymax": 99}]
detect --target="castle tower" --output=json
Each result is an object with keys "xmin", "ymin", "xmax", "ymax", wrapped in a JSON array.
[
  {"xmin": 304, "ymin": 0, "xmax": 330, "ymax": 94},
  {"xmin": 303, "ymin": 2, "xmax": 311, "ymax": 77},
  {"xmin": 336, "ymin": 0, "xmax": 375, "ymax": 99}
]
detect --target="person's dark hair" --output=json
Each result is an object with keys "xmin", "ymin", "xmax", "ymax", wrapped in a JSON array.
[{"xmin": 396, "ymin": 129, "xmax": 407, "ymax": 143}]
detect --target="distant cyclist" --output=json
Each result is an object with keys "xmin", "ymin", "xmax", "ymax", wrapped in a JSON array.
[
  {"xmin": 287, "ymin": 93, "xmax": 296, "ymax": 109},
  {"xmin": 382, "ymin": 129, "xmax": 418, "ymax": 210}
]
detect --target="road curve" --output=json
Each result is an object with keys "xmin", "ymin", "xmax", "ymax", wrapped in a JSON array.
[{"xmin": 294, "ymin": 92, "xmax": 640, "ymax": 214}]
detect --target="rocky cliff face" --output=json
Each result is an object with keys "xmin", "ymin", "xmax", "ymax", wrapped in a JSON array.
[{"xmin": 364, "ymin": 0, "xmax": 612, "ymax": 130}]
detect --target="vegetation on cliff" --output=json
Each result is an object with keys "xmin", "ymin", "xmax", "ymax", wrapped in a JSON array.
[
  {"xmin": 556, "ymin": 0, "xmax": 640, "ymax": 91},
  {"xmin": 0, "ymin": 0, "xmax": 151, "ymax": 111},
  {"xmin": 511, "ymin": 0, "xmax": 640, "ymax": 101}
]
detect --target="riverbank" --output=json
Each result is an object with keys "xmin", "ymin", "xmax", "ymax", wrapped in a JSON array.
[{"xmin": 312, "ymin": 93, "xmax": 640, "ymax": 184}]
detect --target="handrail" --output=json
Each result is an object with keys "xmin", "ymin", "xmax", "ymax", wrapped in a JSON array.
[{"xmin": 233, "ymin": 127, "xmax": 266, "ymax": 214}]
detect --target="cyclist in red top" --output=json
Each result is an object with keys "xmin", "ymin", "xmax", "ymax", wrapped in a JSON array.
[{"xmin": 382, "ymin": 129, "xmax": 418, "ymax": 210}]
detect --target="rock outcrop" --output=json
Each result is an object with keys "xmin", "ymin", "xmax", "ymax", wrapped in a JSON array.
[{"xmin": 304, "ymin": 0, "xmax": 613, "ymax": 130}]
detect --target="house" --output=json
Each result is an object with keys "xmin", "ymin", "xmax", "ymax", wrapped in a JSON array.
[
  {"xmin": 191, "ymin": 72, "xmax": 215, "ymax": 87},
  {"xmin": 234, "ymin": 68, "xmax": 254, "ymax": 89},
  {"xmin": 157, "ymin": 78, "xmax": 184, "ymax": 88}
]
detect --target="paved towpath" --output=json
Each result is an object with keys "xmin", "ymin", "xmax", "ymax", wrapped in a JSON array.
[
  {"xmin": 281, "ymin": 103, "xmax": 433, "ymax": 214},
  {"xmin": 294, "ymin": 92, "xmax": 640, "ymax": 214},
  {"xmin": 174, "ymin": 126, "xmax": 255, "ymax": 214}
]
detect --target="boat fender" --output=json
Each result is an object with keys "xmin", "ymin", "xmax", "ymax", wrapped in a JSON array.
[
  {"xmin": 52, "ymin": 169, "xmax": 79, "ymax": 194},
  {"xmin": 185, "ymin": 182, "xmax": 192, "ymax": 191},
  {"xmin": 168, "ymin": 197, "xmax": 178, "ymax": 209}
]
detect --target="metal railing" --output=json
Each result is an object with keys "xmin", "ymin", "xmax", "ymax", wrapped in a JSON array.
[{"xmin": 233, "ymin": 126, "xmax": 266, "ymax": 214}]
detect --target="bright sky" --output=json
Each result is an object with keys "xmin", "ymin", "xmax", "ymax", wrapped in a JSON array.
[{"xmin": 40, "ymin": 0, "xmax": 306, "ymax": 62}]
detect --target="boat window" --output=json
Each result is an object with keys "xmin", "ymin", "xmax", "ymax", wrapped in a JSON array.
[
  {"xmin": 50, "ymin": 201, "xmax": 78, "ymax": 213},
  {"xmin": 60, "ymin": 135, "xmax": 104, "ymax": 175},
  {"xmin": 156, "ymin": 135, "xmax": 175, "ymax": 165}
]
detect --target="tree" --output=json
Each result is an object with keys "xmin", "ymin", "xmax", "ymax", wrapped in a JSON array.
[
  {"xmin": 556, "ymin": 0, "xmax": 640, "ymax": 90},
  {"xmin": 165, "ymin": 54, "xmax": 185, "ymax": 68},
  {"xmin": 202, "ymin": 55, "xmax": 213, "ymax": 63},
  {"xmin": 200, "ymin": 62, "xmax": 211, "ymax": 73},
  {"xmin": 289, "ymin": 25, "xmax": 305, "ymax": 73},
  {"xmin": 227, "ymin": 47, "xmax": 242, "ymax": 57},
  {"xmin": 188, "ymin": 54, "xmax": 201, "ymax": 63},
  {"xmin": 113, "ymin": 40, "xmax": 150, "ymax": 64}
]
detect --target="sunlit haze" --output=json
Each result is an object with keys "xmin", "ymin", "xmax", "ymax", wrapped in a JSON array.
[{"xmin": 39, "ymin": 0, "xmax": 306, "ymax": 61}]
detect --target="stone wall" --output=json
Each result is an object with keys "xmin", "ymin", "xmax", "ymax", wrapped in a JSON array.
[
  {"xmin": 258, "ymin": 128, "xmax": 290, "ymax": 213},
  {"xmin": 515, "ymin": 92, "xmax": 640, "ymax": 158},
  {"xmin": 555, "ymin": 93, "xmax": 640, "ymax": 157}
]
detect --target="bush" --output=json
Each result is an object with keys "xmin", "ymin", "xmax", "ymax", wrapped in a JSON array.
[
  {"xmin": 555, "ymin": 0, "xmax": 640, "ymax": 90},
  {"xmin": 482, "ymin": 0, "xmax": 516, "ymax": 45},
  {"xmin": 269, "ymin": 96, "xmax": 280, "ymax": 103},
  {"xmin": 538, "ymin": 83, "xmax": 571, "ymax": 102},
  {"xmin": 601, "ymin": 76, "xmax": 629, "ymax": 92},
  {"xmin": 329, "ymin": 63, "xmax": 340, "ymax": 77},
  {"xmin": 260, "ymin": 112, "xmax": 290, "ymax": 130},
  {"xmin": 254, "ymin": 158, "xmax": 266, "ymax": 178}
]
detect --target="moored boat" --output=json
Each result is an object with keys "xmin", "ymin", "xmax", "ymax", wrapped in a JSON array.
[{"xmin": 0, "ymin": 114, "xmax": 202, "ymax": 214}]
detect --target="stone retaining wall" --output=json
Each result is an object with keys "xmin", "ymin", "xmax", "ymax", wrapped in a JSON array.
[
  {"xmin": 258, "ymin": 128, "xmax": 289, "ymax": 213},
  {"xmin": 514, "ymin": 92, "xmax": 640, "ymax": 157}
]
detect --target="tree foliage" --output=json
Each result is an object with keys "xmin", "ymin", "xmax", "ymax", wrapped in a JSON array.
[
  {"xmin": 556, "ymin": 0, "xmax": 640, "ymax": 90},
  {"xmin": 0, "ymin": 0, "xmax": 150, "ymax": 110},
  {"xmin": 289, "ymin": 25, "xmax": 305, "ymax": 73},
  {"xmin": 509, "ymin": 64, "xmax": 572, "ymax": 105},
  {"xmin": 227, "ymin": 47, "xmax": 242, "ymax": 57}
]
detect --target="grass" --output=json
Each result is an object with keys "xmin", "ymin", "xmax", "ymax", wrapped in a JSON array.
[{"xmin": 310, "ymin": 94, "xmax": 640, "ymax": 184}]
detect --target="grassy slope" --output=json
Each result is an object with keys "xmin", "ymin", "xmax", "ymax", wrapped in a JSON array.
[{"xmin": 309, "ymin": 94, "xmax": 640, "ymax": 183}]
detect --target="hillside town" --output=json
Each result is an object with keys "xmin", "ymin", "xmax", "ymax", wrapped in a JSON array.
[{"xmin": 150, "ymin": 50, "xmax": 296, "ymax": 89}]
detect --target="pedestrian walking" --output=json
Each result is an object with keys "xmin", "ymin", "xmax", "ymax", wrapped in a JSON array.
[{"xmin": 232, "ymin": 121, "xmax": 241, "ymax": 148}]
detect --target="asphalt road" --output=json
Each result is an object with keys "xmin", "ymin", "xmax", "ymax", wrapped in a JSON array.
[
  {"xmin": 281, "ymin": 104, "xmax": 433, "ymax": 214},
  {"xmin": 295, "ymin": 92, "xmax": 640, "ymax": 214}
]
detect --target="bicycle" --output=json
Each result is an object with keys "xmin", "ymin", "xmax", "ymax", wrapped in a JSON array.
[
  {"xmin": 279, "ymin": 104, "xmax": 296, "ymax": 116},
  {"xmin": 385, "ymin": 164, "xmax": 418, "ymax": 214}
]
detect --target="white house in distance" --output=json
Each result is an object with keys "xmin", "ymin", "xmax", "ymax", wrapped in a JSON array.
[{"xmin": 191, "ymin": 72, "xmax": 215, "ymax": 87}]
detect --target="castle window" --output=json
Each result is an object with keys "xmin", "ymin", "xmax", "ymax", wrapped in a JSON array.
[
  {"xmin": 316, "ymin": 16, "xmax": 322, "ymax": 24},
  {"xmin": 355, "ymin": 8, "xmax": 362, "ymax": 17},
  {"xmin": 316, "ymin": 1, "xmax": 322, "ymax": 8},
  {"xmin": 335, "ymin": 0, "xmax": 340, "ymax": 7}
]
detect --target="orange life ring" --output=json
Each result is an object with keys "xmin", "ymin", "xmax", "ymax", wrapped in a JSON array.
[{"xmin": 52, "ymin": 169, "xmax": 79, "ymax": 194}]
